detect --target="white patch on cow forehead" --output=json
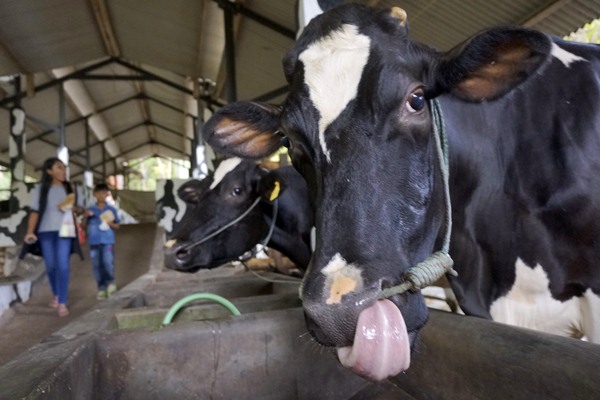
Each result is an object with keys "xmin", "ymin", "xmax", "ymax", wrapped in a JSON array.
[
  {"xmin": 210, "ymin": 158, "xmax": 243, "ymax": 190},
  {"xmin": 551, "ymin": 43, "xmax": 586, "ymax": 67},
  {"xmin": 322, "ymin": 253, "xmax": 364, "ymax": 304},
  {"xmin": 299, "ymin": 24, "xmax": 371, "ymax": 163}
]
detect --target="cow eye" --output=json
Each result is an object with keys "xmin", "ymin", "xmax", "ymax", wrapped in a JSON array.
[
  {"xmin": 406, "ymin": 89, "xmax": 425, "ymax": 113},
  {"xmin": 231, "ymin": 187, "xmax": 243, "ymax": 196}
]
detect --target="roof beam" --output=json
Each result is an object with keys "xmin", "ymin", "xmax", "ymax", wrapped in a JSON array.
[
  {"xmin": 0, "ymin": 58, "xmax": 114, "ymax": 108},
  {"xmin": 90, "ymin": 0, "xmax": 121, "ymax": 57},
  {"xmin": 521, "ymin": 0, "xmax": 574, "ymax": 27},
  {"xmin": 214, "ymin": 1, "xmax": 295, "ymax": 39},
  {"xmin": 113, "ymin": 59, "xmax": 193, "ymax": 95},
  {"xmin": 252, "ymin": 85, "xmax": 289, "ymax": 102}
]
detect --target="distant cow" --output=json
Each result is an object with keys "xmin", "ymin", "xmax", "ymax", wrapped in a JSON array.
[
  {"xmin": 203, "ymin": 4, "xmax": 600, "ymax": 381},
  {"xmin": 163, "ymin": 158, "xmax": 312, "ymax": 273}
]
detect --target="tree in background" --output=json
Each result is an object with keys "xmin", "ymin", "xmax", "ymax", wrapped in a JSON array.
[
  {"xmin": 566, "ymin": 18, "xmax": 600, "ymax": 43},
  {"xmin": 125, "ymin": 157, "xmax": 190, "ymax": 191}
]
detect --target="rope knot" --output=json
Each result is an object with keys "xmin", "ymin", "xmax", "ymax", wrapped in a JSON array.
[{"xmin": 379, "ymin": 252, "xmax": 457, "ymax": 299}]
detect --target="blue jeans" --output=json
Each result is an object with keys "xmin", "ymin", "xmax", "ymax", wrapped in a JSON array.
[
  {"xmin": 38, "ymin": 231, "xmax": 72, "ymax": 304},
  {"xmin": 90, "ymin": 244, "xmax": 115, "ymax": 290}
]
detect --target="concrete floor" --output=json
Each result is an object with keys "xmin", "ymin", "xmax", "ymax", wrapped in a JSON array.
[{"xmin": 0, "ymin": 223, "xmax": 157, "ymax": 367}]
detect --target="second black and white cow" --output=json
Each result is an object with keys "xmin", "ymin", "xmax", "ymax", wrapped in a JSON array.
[
  {"xmin": 164, "ymin": 158, "xmax": 312, "ymax": 272},
  {"xmin": 203, "ymin": 4, "xmax": 600, "ymax": 381}
]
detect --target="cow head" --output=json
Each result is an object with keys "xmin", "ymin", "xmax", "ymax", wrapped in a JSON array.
[
  {"xmin": 164, "ymin": 158, "xmax": 284, "ymax": 272},
  {"xmin": 203, "ymin": 4, "xmax": 550, "ymax": 380}
]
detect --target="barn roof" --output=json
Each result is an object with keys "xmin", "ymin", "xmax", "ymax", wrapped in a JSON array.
[{"xmin": 0, "ymin": 0, "xmax": 598, "ymax": 179}]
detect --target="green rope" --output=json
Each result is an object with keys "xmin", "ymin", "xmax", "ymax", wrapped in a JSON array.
[
  {"xmin": 379, "ymin": 99, "xmax": 457, "ymax": 298},
  {"xmin": 431, "ymin": 98, "xmax": 452, "ymax": 254},
  {"xmin": 379, "ymin": 252, "xmax": 456, "ymax": 298},
  {"xmin": 162, "ymin": 293, "xmax": 242, "ymax": 326}
]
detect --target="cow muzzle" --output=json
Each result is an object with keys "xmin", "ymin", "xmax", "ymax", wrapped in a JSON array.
[
  {"xmin": 303, "ymin": 284, "xmax": 414, "ymax": 382},
  {"xmin": 163, "ymin": 239, "xmax": 194, "ymax": 271}
]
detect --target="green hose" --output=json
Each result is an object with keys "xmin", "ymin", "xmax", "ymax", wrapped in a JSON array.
[{"xmin": 162, "ymin": 293, "xmax": 242, "ymax": 326}]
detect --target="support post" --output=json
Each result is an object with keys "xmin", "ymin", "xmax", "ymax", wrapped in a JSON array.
[
  {"xmin": 190, "ymin": 89, "xmax": 211, "ymax": 178},
  {"xmin": 223, "ymin": 2, "xmax": 237, "ymax": 102},
  {"xmin": 84, "ymin": 118, "xmax": 93, "ymax": 188},
  {"xmin": 57, "ymin": 83, "xmax": 69, "ymax": 178},
  {"xmin": 102, "ymin": 144, "xmax": 106, "ymax": 182}
]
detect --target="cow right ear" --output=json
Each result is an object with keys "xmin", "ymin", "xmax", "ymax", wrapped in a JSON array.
[
  {"xmin": 203, "ymin": 102, "xmax": 285, "ymax": 159},
  {"xmin": 431, "ymin": 27, "xmax": 551, "ymax": 102}
]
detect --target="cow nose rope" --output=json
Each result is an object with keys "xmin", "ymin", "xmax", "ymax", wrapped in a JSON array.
[
  {"xmin": 379, "ymin": 99, "xmax": 457, "ymax": 299},
  {"xmin": 181, "ymin": 196, "xmax": 263, "ymax": 252},
  {"xmin": 238, "ymin": 199, "xmax": 279, "ymax": 261}
]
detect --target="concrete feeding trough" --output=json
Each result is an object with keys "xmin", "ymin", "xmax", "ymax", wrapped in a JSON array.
[{"xmin": 0, "ymin": 252, "xmax": 598, "ymax": 399}]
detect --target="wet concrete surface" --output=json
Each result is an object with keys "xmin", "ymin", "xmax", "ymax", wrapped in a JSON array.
[{"xmin": 0, "ymin": 223, "xmax": 157, "ymax": 367}]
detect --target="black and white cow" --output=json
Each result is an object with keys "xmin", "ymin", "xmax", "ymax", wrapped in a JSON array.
[
  {"xmin": 203, "ymin": 4, "xmax": 600, "ymax": 381},
  {"xmin": 163, "ymin": 158, "xmax": 313, "ymax": 272}
]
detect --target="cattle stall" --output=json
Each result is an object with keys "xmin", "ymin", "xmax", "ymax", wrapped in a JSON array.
[{"xmin": 0, "ymin": 230, "xmax": 597, "ymax": 400}]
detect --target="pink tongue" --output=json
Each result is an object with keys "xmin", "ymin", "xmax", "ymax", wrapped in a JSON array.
[{"xmin": 337, "ymin": 299, "xmax": 411, "ymax": 381}]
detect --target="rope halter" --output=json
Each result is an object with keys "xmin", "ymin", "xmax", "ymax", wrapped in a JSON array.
[{"xmin": 378, "ymin": 98, "xmax": 458, "ymax": 299}]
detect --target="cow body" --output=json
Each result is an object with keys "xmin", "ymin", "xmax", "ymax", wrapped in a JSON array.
[
  {"xmin": 439, "ymin": 42, "xmax": 600, "ymax": 338},
  {"xmin": 203, "ymin": 4, "xmax": 600, "ymax": 381},
  {"xmin": 164, "ymin": 159, "xmax": 312, "ymax": 273}
]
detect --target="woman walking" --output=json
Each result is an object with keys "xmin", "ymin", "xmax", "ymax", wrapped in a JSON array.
[{"xmin": 22, "ymin": 157, "xmax": 83, "ymax": 317}]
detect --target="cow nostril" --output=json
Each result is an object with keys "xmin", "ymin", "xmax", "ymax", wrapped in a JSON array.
[{"xmin": 175, "ymin": 247, "xmax": 191, "ymax": 261}]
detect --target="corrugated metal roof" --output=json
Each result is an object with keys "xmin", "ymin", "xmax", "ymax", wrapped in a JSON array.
[
  {"xmin": 382, "ymin": 0, "xmax": 600, "ymax": 50},
  {"xmin": 0, "ymin": 0, "xmax": 598, "ymax": 180}
]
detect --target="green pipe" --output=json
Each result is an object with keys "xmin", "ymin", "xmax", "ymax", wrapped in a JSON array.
[{"xmin": 162, "ymin": 293, "xmax": 242, "ymax": 326}]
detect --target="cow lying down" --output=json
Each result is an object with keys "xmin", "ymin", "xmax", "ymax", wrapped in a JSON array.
[
  {"xmin": 203, "ymin": 4, "xmax": 600, "ymax": 381},
  {"xmin": 163, "ymin": 158, "xmax": 313, "ymax": 273}
]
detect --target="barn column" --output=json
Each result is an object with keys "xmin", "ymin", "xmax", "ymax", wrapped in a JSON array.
[
  {"xmin": 7, "ymin": 76, "xmax": 29, "ymax": 246},
  {"xmin": 190, "ymin": 80, "xmax": 213, "ymax": 178},
  {"xmin": 9, "ymin": 103, "xmax": 26, "ymax": 191},
  {"xmin": 84, "ymin": 117, "xmax": 93, "ymax": 188},
  {"xmin": 220, "ymin": 0, "xmax": 237, "ymax": 102},
  {"xmin": 101, "ymin": 143, "xmax": 107, "ymax": 182},
  {"xmin": 57, "ymin": 83, "xmax": 69, "ymax": 178}
]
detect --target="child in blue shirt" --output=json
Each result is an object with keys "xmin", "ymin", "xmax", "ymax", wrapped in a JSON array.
[{"xmin": 86, "ymin": 183, "xmax": 120, "ymax": 300}]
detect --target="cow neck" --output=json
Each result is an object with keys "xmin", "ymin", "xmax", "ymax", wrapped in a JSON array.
[
  {"xmin": 238, "ymin": 198, "xmax": 279, "ymax": 261},
  {"xmin": 379, "ymin": 99, "xmax": 457, "ymax": 299},
  {"xmin": 181, "ymin": 196, "xmax": 279, "ymax": 261}
]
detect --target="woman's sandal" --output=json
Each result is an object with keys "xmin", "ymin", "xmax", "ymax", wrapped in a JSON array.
[
  {"xmin": 49, "ymin": 297, "xmax": 59, "ymax": 308},
  {"xmin": 57, "ymin": 304, "xmax": 69, "ymax": 317}
]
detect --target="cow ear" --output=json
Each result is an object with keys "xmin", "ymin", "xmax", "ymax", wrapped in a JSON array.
[
  {"xmin": 178, "ymin": 179, "xmax": 211, "ymax": 204},
  {"xmin": 432, "ymin": 27, "xmax": 551, "ymax": 102},
  {"xmin": 258, "ymin": 171, "xmax": 288, "ymax": 203},
  {"xmin": 203, "ymin": 102, "xmax": 285, "ymax": 159}
]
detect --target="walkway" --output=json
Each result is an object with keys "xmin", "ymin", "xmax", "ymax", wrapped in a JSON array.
[{"xmin": 0, "ymin": 223, "xmax": 157, "ymax": 367}]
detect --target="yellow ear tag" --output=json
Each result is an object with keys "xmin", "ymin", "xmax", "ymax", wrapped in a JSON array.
[{"xmin": 269, "ymin": 181, "xmax": 281, "ymax": 202}]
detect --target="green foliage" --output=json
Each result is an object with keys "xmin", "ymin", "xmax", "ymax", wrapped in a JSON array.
[
  {"xmin": 565, "ymin": 19, "xmax": 600, "ymax": 44},
  {"xmin": 125, "ymin": 157, "xmax": 190, "ymax": 191}
]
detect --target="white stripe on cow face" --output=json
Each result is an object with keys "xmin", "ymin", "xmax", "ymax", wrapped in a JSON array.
[
  {"xmin": 210, "ymin": 158, "xmax": 243, "ymax": 190},
  {"xmin": 490, "ymin": 258, "xmax": 588, "ymax": 339},
  {"xmin": 299, "ymin": 24, "xmax": 371, "ymax": 163},
  {"xmin": 551, "ymin": 42, "xmax": 586, "ymax": 67},
  {"xmin": 322, "ymin": 253, "xmax": 364, "ymax": 304}
]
